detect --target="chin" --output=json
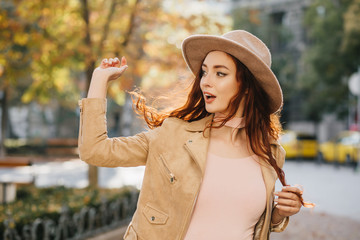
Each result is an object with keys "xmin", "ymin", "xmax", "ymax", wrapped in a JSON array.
[
  {"xmin": 205, "ymin": 106, "xmax": 214, "ymax": 113},
  {"xmin": 205, "ymin": 106, "xmax": 224, "ymax": 114}
]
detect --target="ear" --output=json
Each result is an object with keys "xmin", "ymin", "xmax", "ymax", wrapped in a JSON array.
[{"xmin": 245, "ymin": 88, "xmax": 249, "ymax": 94}]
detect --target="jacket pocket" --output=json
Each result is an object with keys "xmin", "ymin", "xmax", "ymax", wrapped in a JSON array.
[
  {"xmin": 158, "ymin": 154, "xmax": 177, "ymax": 184},
  {"xmin": 142, "ymin": 204, "xmax": 169, "ymax": 225},
  {"xmin": 123, "ymin": 224, "xmax": 138, "ymax": 240}
]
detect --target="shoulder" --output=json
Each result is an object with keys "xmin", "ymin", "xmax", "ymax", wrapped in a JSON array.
[
  {"xmin": 161, "ymin": 117, "xmax": 191, "ymax": 131},
  {"xmin": 162, "ymin": 117, "xmax": 188, "ymax": 126},
  {"xmin": 161, "ymin": 115, "xmax": 213, "ymax": 131},
  {"xmin": 149, "ymin": 115, "xmax": 212, "ymax": 141},
  {"xmin": 151, "ymin": 117, "xmax": 191, "ymax": 140}
]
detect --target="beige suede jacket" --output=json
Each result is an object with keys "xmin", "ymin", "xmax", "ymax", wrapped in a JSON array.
[{"xmin": 78, "ymin": 98, "xmax": 289, "ymax": 240}]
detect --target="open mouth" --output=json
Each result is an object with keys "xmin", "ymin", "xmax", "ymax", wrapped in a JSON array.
[{"xmin": 204, "ymin": 92, "xmax": 216, "ymax": 102}]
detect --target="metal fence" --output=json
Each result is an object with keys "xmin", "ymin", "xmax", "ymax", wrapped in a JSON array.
[{"xmin": 2, "ymin": 190, "xmax": 139, "ymax": 240}]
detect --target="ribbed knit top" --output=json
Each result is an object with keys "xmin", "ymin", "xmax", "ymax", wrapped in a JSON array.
[{"xmin": 184, "ymin": 115, "xmax": 266, "ymax": 240}]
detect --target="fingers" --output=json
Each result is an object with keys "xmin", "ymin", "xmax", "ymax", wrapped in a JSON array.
[
  {"xmin": 100, "ymin": 59, "xmax": 108, "ymax": 68},
  {"xmin": 275, "ymin": 190, "xmax": 301, "ymax": 201},
  {"xmin": 281, "ymin": 185, "xmax": 303, "ymax": 194},
  {"xmin": 108, "ymin": 57, "xmax": 118, "ymax": 66},
  {"xmin": 275, "ymin": 204, "xmax": 300, "ymax": 215},
  {"xmin": 274, "ymin": 186, "xmax": 303, "ymax": 217},
  {"xmin": 100, "ymin": 57, "xmax": 125, "ymax": 68},
  {"xmin": 274, "ymin": 197, "xmax": 300, "ymax": 208},
  {"xmin": 95, "ymin": 57, "xmax": 128, "ymax": 82},
  {"xmin": 121, "ymin": 56, "xmax": 127, "ymax": 67}
]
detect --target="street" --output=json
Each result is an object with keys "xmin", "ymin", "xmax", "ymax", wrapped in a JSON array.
[
  {"xmin": 273, "ymin": 160, "xmax": 360, "ymax": 239},
  {"xmin": 278, "ymin": 160, "xmax": 360, "ymax": 222}
]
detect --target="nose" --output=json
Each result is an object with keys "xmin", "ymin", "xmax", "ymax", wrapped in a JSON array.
[{"xmin": 200, "ymin": 72, "xmax": 212, "ymax": 89}]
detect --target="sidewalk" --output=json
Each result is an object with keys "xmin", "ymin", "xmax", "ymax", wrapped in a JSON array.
[
  {"xmin": 88, "ymin": 226, "xmax": 128, "ymax": 240},
  {"xmin": 87, "ymin": 210, "xmax": 360, "ymax": 240},
  {"xmin": 272, "ymin": 209, "xmax": 360, "ymax": 240}
]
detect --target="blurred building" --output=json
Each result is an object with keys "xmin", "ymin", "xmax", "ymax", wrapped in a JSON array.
[{"xmin": 230, "ymin": 0, "xmax": 349, "ymax": 142}]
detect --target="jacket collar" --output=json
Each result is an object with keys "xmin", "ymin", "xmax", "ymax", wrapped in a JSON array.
[
  {"xmin": 185, "ymin": 114, "xmax": 214, "ymax": 132},
  {"xmin": 185, "ymin": 114, "xmax": 281, "ymax": 146}
]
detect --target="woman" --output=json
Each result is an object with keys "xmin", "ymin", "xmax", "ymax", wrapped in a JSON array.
[{"xmin": 78, "ymin": 30, "xmax": 304, "ymax": 240}]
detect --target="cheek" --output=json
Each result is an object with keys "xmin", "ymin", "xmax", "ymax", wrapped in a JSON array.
[
  {"xmin": 199, "ymin": 78, "xmax": 204, "ymax": 91},
  {"xmin": 220, "ymin": 79, "xmax": 240, "ymax": 100}
]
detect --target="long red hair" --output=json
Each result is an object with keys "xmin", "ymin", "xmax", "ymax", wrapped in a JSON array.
[{"xmin": 130, "ymin": 54, "xmax": 287, "ymax": 186}]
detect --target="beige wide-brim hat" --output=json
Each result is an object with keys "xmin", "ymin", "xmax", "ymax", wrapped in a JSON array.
[{"xmin": 181, "ymin": 30, "xmax": 283, "ymax": 114}]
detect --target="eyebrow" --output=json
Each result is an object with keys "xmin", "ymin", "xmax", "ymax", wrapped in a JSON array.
[{"xmin": 202, "ymin": 63, "xmax": 229, "ymax": 70}]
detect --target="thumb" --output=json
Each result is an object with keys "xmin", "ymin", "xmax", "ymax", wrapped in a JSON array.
[{"xmin": 108, "ymin": 65, "xmax": 128, "ymax": 80}]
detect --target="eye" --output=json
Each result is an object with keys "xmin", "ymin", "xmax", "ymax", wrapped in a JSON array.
[
  {"xmin": 201, "ymin": 69, "xmax": 207, "ymax": 77},
  {"xmin": 217, "ymin": 72, "xmax": 227, "ymax": 77}
]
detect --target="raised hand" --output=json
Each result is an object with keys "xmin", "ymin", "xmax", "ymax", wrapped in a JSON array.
[
  {"xmin": 87, "ymin": 56, "xmax": 128, "ymax": 99},
  {"xmin": 93, "ymin": 57, "xmax": 128, "ymax": 82}
]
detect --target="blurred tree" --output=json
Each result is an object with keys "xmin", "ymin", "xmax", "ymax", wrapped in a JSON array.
[
  {"xmin": 301, "ymin": 0, "xmax": 360, "ymax": 122},
  {"xmin": 0, "ymin": 0, "xmax": 230, "ymax": 184},
  {"xmin": 232, "ymin": 7, "xmax": 297, "ymax": 125},
  {"xmin": 0, "ymin": 2, "xmax": 35, "ymax": 156},
  {"xmin": 342, "ymin": 0, "xmax": 360, "ymax": 65}
]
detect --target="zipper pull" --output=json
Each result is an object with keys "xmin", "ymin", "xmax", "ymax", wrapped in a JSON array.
[{"xmin": 170, "ymin": 173, "xmax": 175, "ymax": 183}]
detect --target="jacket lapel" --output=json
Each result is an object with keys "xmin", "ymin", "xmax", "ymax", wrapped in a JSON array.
[
  {"xmin": 183, "ymin": 115, "xmax": 213, "ymax": 177},
  {"xmin": 258, "ymin": 144, "xmax": 281, "ymax": 239},
  {"xmin": 260, "ymin": 161, "xmax": 278, "ymax": 200},
  {"xmin": 261, "ymin": 139, "xmax": 281, "ymax": 195}
]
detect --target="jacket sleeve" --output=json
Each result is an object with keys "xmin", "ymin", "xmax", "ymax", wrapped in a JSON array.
[
  {"xmin": 270, "ymin": 208, "xmax": 289, "ymax": 232},
  {"xmin": 78, "ymin": 98, "xmax": 151, "ymax": 168}
]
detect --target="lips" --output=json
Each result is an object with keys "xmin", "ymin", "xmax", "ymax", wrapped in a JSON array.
[{"xmin": 203, "ymin": 91, "xmax": 216, "ymax": 103}]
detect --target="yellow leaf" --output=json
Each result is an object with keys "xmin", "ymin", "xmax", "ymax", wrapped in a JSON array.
[{"xmin": 13, "ymin": 33, "xmax": 29, "ymax": 46}]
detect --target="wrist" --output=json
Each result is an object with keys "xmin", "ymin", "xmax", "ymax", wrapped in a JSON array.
[
  {"xmin": 87, "ymin": 73, "xmax": 109, "ymax": 99},
  {"xmin": 271, "ymin": 207, "xmax": 285, "ymax": 224},
  {"xmin": 91, "ymin": 70, "xmax": 109, "ymax": 84}
]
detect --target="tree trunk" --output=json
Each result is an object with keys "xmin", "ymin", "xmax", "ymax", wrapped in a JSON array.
[
  {"xmin": 81, "ymin": 0, "xmax": 98, "ymax": 188},
  {"xmin": 84, "ymin": 64, "xmax": 98, "ymax": 188},
  {"xmin": 0, "ymin": 86, "xmax": 8, "ymax": 157}
]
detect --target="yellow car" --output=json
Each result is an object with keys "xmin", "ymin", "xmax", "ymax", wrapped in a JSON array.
[
  {"xmin": 280, "ymin": 131, "xmax": 318, "ymax": 159},
  {"xmin": 318, "ymin": 131, "xmax": 360, "ymax": 164}
]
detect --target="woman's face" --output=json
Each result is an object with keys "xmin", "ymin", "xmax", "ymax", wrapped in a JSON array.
[{"xmin": 200, "ymin": 51, "xmax": 241, "ymax": 115}]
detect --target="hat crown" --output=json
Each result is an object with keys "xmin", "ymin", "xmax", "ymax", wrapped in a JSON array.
[{"xmin": 222, "ymin": 30, "xmax": 271, "ymax": 67}]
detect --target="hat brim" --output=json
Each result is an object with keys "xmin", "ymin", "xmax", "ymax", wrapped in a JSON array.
[{"xmin": 181, "ymin": 35, "xmax": 283, "ymax": 113}]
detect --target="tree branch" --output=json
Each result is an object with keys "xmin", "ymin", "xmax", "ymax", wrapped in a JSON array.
[
  {"xmin": 80, "ymin": 0, "xmax": 92, "ymax": 53},
  {"xmin": 97, "ymin": 0, "xmax": 118, "ymax": 57},
  {"xmin": 122, "ymin": 0, "xmax": 141, "ymax": 48}
]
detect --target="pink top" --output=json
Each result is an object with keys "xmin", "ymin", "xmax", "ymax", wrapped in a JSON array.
[{"xmin": 184, "ymin": 115, "xmax": 266, "ymax": 240}]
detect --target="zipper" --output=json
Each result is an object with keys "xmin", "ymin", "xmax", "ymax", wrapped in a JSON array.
[
  {"xmin": 179, "ymin": 143, "xmax": 203, "ymax": 240},
  {"xmin": 78, "ymin": 100, "xmax": 83, "ymax": 145},
  {"xmin": 159, "ymin": 155, "xmax": 176, "ymax": 184}
]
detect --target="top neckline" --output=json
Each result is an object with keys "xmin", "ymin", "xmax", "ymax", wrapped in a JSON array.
[
  {"xmin": 214, "ymin": 113, "xmax": 245, "ymax": 129},
  {"xmin": 207, "ymin": 152, "xmax": 257, "ymax": 160}
]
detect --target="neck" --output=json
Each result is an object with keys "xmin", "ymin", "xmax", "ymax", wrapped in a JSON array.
[
  {"xmin": 213, "ymin": 113, "xmax": 245, "ymax": 129},
  {"xmin": 209, "ymin": 113, "xmax": 253, "ymax": 158},
  {"xmin": 212, "ymin": 113, "xmax": 247, "ymax": 145}
]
